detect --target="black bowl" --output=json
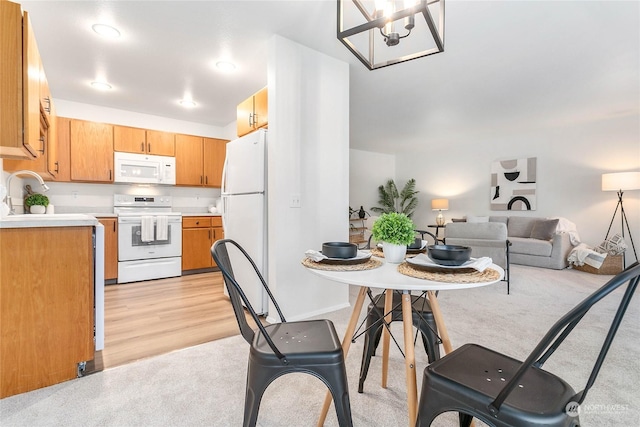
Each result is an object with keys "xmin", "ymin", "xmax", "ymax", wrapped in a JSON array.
[
  {"xmin": 322, "ymin": 242, "xmax": 357, "ymax": 259},
  {"xmin": 407, "ymin": 238, "xmax": 423, "ymax": 249},
  {"xmin": 427, "ymin": 244, "xmax": 471, "ymax": 266}
]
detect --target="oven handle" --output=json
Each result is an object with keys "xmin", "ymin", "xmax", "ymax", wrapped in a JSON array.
[{"xmin": 117, "ymin": 217, "xmax": 181, "ymax": 224}]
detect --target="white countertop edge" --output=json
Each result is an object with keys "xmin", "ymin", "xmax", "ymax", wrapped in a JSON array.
[{"xmin": 0, "ymin": 214, "xmax": 100, "ymax": 229}]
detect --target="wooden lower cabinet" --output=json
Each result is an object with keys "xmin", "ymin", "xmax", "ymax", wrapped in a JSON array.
[
  {"xmin": 0, "ymin": 226, "xmax": 95, "ymax": 398},
  {"xmin": 97, "ymin": 217, "xmax": 118, "ymax": 281},
  {"xmin": 182, "ymin": 216, "xmax": 223, "ymax": 271}
]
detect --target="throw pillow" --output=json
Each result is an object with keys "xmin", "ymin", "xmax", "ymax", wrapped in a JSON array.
[
  {"xmin": 530, "ymin": 219, "xmax": 560, "ymax": 241},
  {"xmin": 451, "ymin": 218, "xmax": 467, "ymax": 222},
  {"xmin": 467, "ymin": 216, "xmax": 489, "ymax": 223}
]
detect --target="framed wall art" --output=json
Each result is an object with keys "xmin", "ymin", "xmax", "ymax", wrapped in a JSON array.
[{"xmin": 491, "ymin": 157, "xmax": 537, "ymax": 211}]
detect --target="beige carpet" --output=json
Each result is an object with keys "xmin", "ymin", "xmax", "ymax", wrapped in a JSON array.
[{"xmin": 1, "ymin": 265, "xmax": 638, "ymax": 426}]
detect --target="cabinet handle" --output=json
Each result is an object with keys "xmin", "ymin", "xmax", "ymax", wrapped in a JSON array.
[
  {"xmin": 38, "ymin": 137, "xmax": 45, "ymax": 153},
  {"xmin": 44, "ymin": 97, "xmax": 51, "ymax": 113},
  {"xmin": 54, "ymin": 161, "xmax": 59, "ymax": 173},
  {"xmin": 200, "ymin": 176, "xmax": 203, "ymax": 184},
  {"xmin": 113, "ymin": 222, "xmax": 116, "ymax": 232},
  {"xmin": 253, "ymin": 113, "xmax": 258, "ymax": 127},
  {"xmin": 249, "ymin": 113, "xmax": 253, "ymax": 127},
  {"xmin": 195, "ymin": 221, "xmax": 200, "ymax": 225},
  {"xmin": 205, "ymin": 176, "xmax": 208, "ymax": 185},
  {"xmin": 140, "ymin": 142, "xmax": 144, "ymax": 152},
  {"xmin": 109, "ymin": 170, "xmax": 112, "ymax": 180},
  {"xmin": 147, "ymin": 143, "xmax": 151, "ymax": 152}
]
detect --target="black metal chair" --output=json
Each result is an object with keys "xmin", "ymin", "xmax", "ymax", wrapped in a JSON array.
[
  {"xmin": 358, "ymin": 290, "xmax": 441, "ymax": 393},
  {"xmin": 211, "ymin": 239, "xmax": 353, "ymax": 427},
  {"xmin": 415, "ymin": 261, "xmax": 640, "ymax": 427}
]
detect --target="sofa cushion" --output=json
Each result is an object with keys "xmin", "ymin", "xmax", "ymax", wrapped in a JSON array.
[
  {"xmin": 530, "ymin": 218, "xmax": 559, "ymax": 241},
  {"xmin": 507, "ymin": 216, "xmax": 538, "ymax": 237},
  {"xmin": 509, "ymin": 236, "xmax": 553, "ymax": 257},
  {"xmin": 489, "ymin": 216, "xmax": 509, "ymax": 225}
]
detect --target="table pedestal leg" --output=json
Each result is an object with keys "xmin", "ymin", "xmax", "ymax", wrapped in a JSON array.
[
  {"xmin": 402, "ymin": 291, "xmax": 418, "ymax": 426},
  {"xmin": 381, "ymin": 288, "xmax": 394, "ymax": 388},
  {"xmin": 317, "ymin": 286, "xmax": 368, "ymax": 427}
]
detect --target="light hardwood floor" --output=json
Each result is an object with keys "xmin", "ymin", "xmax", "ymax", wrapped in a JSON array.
[{"xmin": 90, "ymin": 271, "xmax": 241, "ymax": 372}]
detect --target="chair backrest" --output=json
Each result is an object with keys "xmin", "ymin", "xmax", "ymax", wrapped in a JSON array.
[
  {"xmin": 488, "ymin": 261, "xmax": 640, "ymax": 416},
  {"xmin": 211, "ymin": 239, "xmax": 288, "ymax": 360}
]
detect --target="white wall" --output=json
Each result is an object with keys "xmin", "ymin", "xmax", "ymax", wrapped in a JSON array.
[
  {"xmin": 267, "ymin": 35, "xmax": 350, "ymax": 321},
  {"xmin": 392, "ymin": 112, "xmax": 640, "ymax": 266}
]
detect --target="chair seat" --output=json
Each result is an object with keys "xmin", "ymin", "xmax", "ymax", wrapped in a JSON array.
[
  {"xmin": 252, "ymin": 320, "xmax": 343, "ymax": 365},
  {"xmin": 421, "ymin": 343, "xmax": 576, "ymax": 425}
]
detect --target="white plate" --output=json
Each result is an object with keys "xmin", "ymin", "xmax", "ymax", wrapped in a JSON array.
[
  {"xmin": 320, "ymin": 250, "xmax": 371, "ymax": 262},
  {"xmin": 407, "ymin": 254, "xmax": 479, "ymax": 269}
]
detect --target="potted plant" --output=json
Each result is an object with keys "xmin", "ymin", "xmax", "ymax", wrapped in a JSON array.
[
  {"xmin": 25, "ymin": 193, "xmax": 49, "ymax": 214},
  {"xmin": 370, "ymin": 178, "xmax": 419, "ymax": 218},
  {"xmin": 371, "ymin": 212, "xmax": 415, "ymax": 263}
]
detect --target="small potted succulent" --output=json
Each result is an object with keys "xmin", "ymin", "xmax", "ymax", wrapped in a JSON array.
[
  {"xmin": 371, "ymin": 212, "xmax": 415, "ymax": 263},
  {"xmin": 25, "ymin": 193, "xmax": 49, "ymax": 214}
]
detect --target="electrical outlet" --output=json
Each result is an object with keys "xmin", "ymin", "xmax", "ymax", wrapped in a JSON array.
[
  {"xmin": 72, "ymin": 191, "xmax": 78, "ymax": 199},
  {"xmin": 290, "ymin": 193, "xmax": 301, "ymax": 208}
]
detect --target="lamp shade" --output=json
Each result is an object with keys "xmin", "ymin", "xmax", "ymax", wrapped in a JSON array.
[
  {"xmin": 602, "ymin": 172, "xmax": 640, "ymax": 191},
  {"xmin": 431, "ymin": 198, "xmax": 449, "ymax": 210}
]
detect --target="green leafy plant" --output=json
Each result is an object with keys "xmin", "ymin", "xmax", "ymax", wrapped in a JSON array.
[
  {"xmin": 25, "ymin": 193, "xmax": 49, "ymax": 208},
  {"xmin": 371, "ymin": 212, "xmax": 415, "ymax": 246},
  {"xmin": 370, "ymin": 179, "xmax": 419, "ymax": 218}
]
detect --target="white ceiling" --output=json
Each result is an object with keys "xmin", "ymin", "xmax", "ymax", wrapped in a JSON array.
[{"xmin": 20, "ymin": 1, "xmax": 639, "ymax": 154}]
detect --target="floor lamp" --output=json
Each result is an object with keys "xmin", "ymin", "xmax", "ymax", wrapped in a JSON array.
[{"xmin": 602, "ymin": 172, "xmax": 640, "ymax": 266}]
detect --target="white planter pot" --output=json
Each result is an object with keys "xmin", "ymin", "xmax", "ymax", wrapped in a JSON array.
[
  {"xmin": 382, "ymin": 242, "xmax": 407, "ymax": 263},
  {"xmin": 30, "ymin": 205, "xmax": 46, "ymax": 214}
]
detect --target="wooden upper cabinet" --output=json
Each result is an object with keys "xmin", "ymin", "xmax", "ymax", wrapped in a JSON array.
[
  {"xmin": 203, "ymin": 138, "xmax": 227, "ymax": 188},
  {"xmin": 175, "ymin": 134, "xmax": 204, "ymax": 186},
  {"xmin": 146, "ymin": 130, "xmax": 175, "ymax": 156},
  {"xmin": 70, "ymin": 120, "xmax": 114, "ymax": 182},
  {"xmin": 0, "ymin": 0, "xmax": 23, "ymax": 158},
  {"xmin": 253, "ymin": 87, "xmax": 268, "ymax": 130},
  {"xmin": 113, "ymin": 125, "xmax": 146, "ymax": 154},
  {"xmin": 237, "ymin": 86, "xmax": 268, "ymax": 137},
  {"xmin": 22, "ymin": 11, "xmax": 43, "ymax": 157},
  {"xmin": 113, "ymin": 126, "xmax": 175, "ymax": 156}
]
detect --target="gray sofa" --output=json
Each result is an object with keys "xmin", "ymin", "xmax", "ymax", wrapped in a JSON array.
[{"xmin": 445, "ymin": 216, "xmax": 574, "ymax": 270}]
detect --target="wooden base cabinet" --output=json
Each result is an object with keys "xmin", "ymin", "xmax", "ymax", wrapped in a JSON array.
[
  {"xmin": 182, "ymin": 216, "xmax": 223, "ymax": 271},
  {"xmin": 97, "ymin": 217, "xmax": 118, "ymax": 281},
  {"xmin": 0, "ymin": 226, "xmax": 95, "ymax": 398}
]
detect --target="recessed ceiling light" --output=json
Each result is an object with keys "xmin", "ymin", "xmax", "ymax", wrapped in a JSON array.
[
  {"xmin": 92, "ymin": 23, "xmax": 121, "ymax": 39},
  {"xmin": 179, "ymin": 99, "xmax": 197, "ymax": 108},
  {"xmin": 215, "ymin": 61, "xmax": 236, "ymax": 72},
  {"xmin": 91, "ymin": 81, "xmax": 112, "ymax": 91}
]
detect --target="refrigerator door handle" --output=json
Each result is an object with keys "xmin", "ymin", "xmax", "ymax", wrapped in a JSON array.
[{"xmin": 221, "ymin": 154, "xmax": 229, "ymax": 195}]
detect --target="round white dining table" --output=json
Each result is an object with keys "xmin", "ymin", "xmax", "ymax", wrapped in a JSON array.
[{"xmin": 305, "ymin": 257, "xmax": 505, "ymax": 427}]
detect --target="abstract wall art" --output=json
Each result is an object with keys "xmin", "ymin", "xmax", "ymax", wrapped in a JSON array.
[{"xmin": 490, "ymin": 157, "xmax": 537, "ymax": 211}]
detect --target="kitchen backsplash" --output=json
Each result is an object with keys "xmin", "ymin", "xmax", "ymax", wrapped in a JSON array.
[{"xmin": 8, "ymin": 177, "xmax": 220, "ymax": 214}]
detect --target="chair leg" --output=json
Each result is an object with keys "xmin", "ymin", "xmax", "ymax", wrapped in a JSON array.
[
  {"xmin": 314, "ymin": 365, "xmax": 353, "ymax": 427},
  {"xmin": 458, "ymin": 412, "xmax": 473, "ymax": 427},
  {"xmin": 243, "ymin": 362, "xmax": 274, "ymax": 427},
  {"xmin": 358, "ymin": 324, "xmax": 382, "ymax": 393}
]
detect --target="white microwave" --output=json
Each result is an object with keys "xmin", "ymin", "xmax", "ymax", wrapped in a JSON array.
[{"xmin": 114, "ymin": 152, "xmax": 176, "ymax": 185}]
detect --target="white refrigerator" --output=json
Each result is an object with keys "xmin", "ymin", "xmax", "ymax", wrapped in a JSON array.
[{"xmin": 221, "ymin": 129, "xmax": 268, "ymax": 314}]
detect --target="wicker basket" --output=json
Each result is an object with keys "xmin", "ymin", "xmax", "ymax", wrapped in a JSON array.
[{"xmin": 573, "ymin": 254, "xmax": 623, "ymax": 275}]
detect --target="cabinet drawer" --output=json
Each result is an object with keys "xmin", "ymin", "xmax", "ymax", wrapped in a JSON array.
[
  {"xmin": 183, "ymin": 217, "xmax": 212, "ymax": 228},
  {"xmin": 211, "ymin": 216, "xmax": 222, "ymax": 227}
]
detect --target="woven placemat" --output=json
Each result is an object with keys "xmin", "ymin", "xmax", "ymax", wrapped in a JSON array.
[
  {"xmin": 301, "ymin": 257, "xmax": 383, "ymax": 271},
  {"xmin": 370, "ymin": 247, "xmax": 425, "ymax": 258},
  {"xmin": 397, "ymin": 262, "xmax": 501, "ymax": 283}
]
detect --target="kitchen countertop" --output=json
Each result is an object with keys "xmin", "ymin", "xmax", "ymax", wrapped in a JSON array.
[{"xmin": 0, "ymin": 214, "xmax": 100, "ymax": 229}]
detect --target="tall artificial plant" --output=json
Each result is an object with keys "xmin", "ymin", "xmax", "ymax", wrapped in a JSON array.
[{"xmin": 371, "ymin": 179, "xmax": 419, "ymax": 218}]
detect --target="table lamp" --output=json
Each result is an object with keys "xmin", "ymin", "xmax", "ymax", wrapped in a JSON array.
[
  {"xmin": 602, "ymin": 171, "xmax": 640, "ymax": 263},
  {"xmin": 431, "ymin": 199, "xmax": 449, "ymax": 226}
]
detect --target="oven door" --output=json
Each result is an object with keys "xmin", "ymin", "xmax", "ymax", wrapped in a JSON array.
[{"xmin": 118, "ymin": 216, "xmax": 182, "ymax": 261}]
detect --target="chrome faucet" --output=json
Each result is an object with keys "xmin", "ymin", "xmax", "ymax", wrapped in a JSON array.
[{"xmin": 3, "ymin": 170, "xmax": 50, "ymax": 215}]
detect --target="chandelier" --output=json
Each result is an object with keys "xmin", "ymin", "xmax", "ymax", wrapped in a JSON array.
[{"xmin": 337, "ymin": 0, "xmax": 445, "ymax": 70}]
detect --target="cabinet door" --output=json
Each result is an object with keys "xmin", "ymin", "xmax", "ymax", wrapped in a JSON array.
[
  {"xmin": 182, "ymin": 227, "xmax": 213, "ymax": 270},
  {"xmin": 146, "ymin": 130, "xmax": 175, "ymax": 156},
  {"xmin": 70, "ymin": 120, "xmax": 114, "ymax": 182},
  {"xmin": 54, "ymin": 116, "xmax": 71, "ymax": 181},
  {"xmin": 97, "ymin": 218, "xmax": 118, "ymax": 281},
  {"xmin": 254, "ymin": 87, "xmax": 268, "ymax": 130},
  {"xmin": 175, "ymin": 134, "xmax": 203, "ymax": 186},
  {"xmin": 203, "ymin": 137, "xmax": 227, "ymax": 187},
  {"xmin": 0, "ymin": 0, "xmax": 26, "ymax": 159},
  {"xmin": 236, "ymin": 96, "xmax": 254, "ymax": 137},
  {"xmin": 22, "ymin": 11, "xmax": 42, "ymax": 157},
  {"xmin": 113, "ymin": 125, "xmax": 146, "ymax": 154}
]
